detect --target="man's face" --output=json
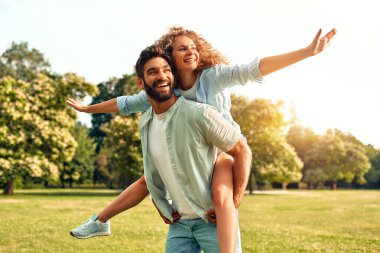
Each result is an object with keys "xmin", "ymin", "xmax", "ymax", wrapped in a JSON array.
[{"xmin": 141, "ymin": 57, "xmax": 174, "ymax": 102}]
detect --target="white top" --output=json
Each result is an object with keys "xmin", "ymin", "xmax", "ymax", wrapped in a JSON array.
[
  {"xmin": 148, "ymin": 112, "xmax": 198, "ymax": 219},
  {"xmin": 181, "ymin": 81, "xmax": 198, "ymax": 101}
]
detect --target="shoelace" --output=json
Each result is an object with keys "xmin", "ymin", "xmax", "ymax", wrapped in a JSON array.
[{"xmin": 82, "ymin": 218, "xmax": 95, "ymax": 226}]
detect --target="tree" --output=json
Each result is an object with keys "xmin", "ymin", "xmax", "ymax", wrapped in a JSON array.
[
  {"xmin": 365, "ymin": 150, "xmax": 380, "ymax": 188},
  {"xmin": 304, "ymin": 129, "xmax": 371, "ymax": 189},
  {"xmin": 97, "ymin": 116, "xmax": 143, "ymax": 189},
  {"xmin": 286, "ymin": 125, "xmax": 320, "ymax": 188},
  {"xmin": 231, "ymin": 95, "xmax": 302, "ymax": 191},
  {"xmin": 89, "ymin": 75, "xmax": 141, "ymax": 185},
  {"xmin": 60, "ymin": 123, "xmax": 97, "ymax": 188},
  {"xmin": 0, "ymin": 42, "xmax": 50, "ymax": 82},
  {"xmin": 0, "ymin": 42, "xmax": 98, "ymax": 194},
  {"xmin": 303, "ymin": 169, "xmax": 328, "ymax": 189},
  {"xmin": 286, "ymin": 125, "xmax": 320, "ymax": 163},
  {"xmin": 258, "ymin": 136, "xmax": 303, "ymax": 190},
  {"xmin": 90, "ymin": 74, "xmax": 140, "ymax": 151}
]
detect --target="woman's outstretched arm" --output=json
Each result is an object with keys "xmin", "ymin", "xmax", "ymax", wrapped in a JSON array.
[
  {"xmin": 259, "ymin": 28, "xmax": 337, "ymax": 76},
  {"xmin": 67, "ymin": 91, "xmax": 150, "ymax": 115},
  {"xmin": 67, "ymin": 97, "xmax": 119, "ymax": 113}
]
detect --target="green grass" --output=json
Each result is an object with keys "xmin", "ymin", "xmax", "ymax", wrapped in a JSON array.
[{"xmin": 0, "ymin": 189, "xmax": 379, "ymax": 253}]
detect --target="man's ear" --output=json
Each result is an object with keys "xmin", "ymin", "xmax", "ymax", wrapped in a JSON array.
[{"xmin": 137, "ymin": 78, "xmax": 145, "ymax": 90}]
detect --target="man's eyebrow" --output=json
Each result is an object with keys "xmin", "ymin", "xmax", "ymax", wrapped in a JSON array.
[{"xmin": 146, "ymin": 67, "xmax": 157, "ymax": 73}]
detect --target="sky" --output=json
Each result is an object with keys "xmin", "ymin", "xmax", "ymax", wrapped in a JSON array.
[{"xmin": 1, "ymin": 0, "xmax": 379, "ymax": 148}]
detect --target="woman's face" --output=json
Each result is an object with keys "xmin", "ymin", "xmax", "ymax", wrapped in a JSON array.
[{"xmin": 171, "ymin": 35, "xmax": 200, "ymax": 73}]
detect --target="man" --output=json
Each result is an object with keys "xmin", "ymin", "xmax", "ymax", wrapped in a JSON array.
[
  {"xmin": 71, "ymin": 45, "xmax": 252, "ymax": 252},
  {"xmin": 137, "ymin": 45, "xmax": 251, "ymax": 252}
]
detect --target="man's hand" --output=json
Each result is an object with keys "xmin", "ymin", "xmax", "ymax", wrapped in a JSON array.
[
  {"xmin": 152, "ymin": 199, "xmax": 181, "ymax": 224},
  {"xmin": 158, "ymin": 210, "xmax": 181, "ymax": 224},
  {"xmin": 205, "ymin": 209, "xmax": 217, "ymax": 223},
  {"xmin": 308, "ymin": 28, "xmax": 337, "ymax": 56},
  {"xmin": 67, "ymin": 97, "xmax": 87, "ymax": 112},
  {"xmin": 233, "ymin": 193, "xmax": 242, "ymax": 209}
]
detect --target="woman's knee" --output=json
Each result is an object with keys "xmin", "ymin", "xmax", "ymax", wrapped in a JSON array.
[
  {"xmin": 212, "ymin": 185, "xmax": 233, "ymax": 209},
  {"xmin": 215, "ymin": 154, "xmax": 234, "ymax": 170}
]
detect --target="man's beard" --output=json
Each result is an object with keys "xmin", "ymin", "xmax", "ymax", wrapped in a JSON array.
[{"xmin": 143, "ymin": 79, "xmax": 174, "ymax": 102}]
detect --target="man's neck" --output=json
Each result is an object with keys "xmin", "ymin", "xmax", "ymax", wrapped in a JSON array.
[{"xmin": 149, "ymin": 96, "xmax": 178, "ymax": 114}]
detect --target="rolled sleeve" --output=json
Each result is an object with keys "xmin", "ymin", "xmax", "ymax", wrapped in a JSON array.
[
  {"xmin": 202, "ymin": 57, "xmax": 264, "ymax": 92},
  {"xmin": 202, "ymin": 107, "xmax": 241, "ymax": 152},
  {"xmin": 116, "ymin": 91, "xmax": 150, "ymax": 115},
  {"xmin": 249, "ymin": 57, "xmax": 264, "ymax": 83}
]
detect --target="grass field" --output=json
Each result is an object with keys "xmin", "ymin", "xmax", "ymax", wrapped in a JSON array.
[{"xmin": 0, "ymin": 189, "xmax": 379, "ymax": 253}]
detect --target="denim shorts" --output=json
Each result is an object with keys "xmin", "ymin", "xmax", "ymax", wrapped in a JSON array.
[{"xmin": 165, "ymin": 218, "xmax": 242, "ymax": 253}]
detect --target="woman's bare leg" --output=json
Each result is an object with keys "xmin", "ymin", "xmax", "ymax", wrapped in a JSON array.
[
  {"xmin": 212, "ymin": 153, "xmax": 237, "ymax": 253},
  {"xmin": 97, "ymin": 175, "xmax": 149, "ymax": 222}
]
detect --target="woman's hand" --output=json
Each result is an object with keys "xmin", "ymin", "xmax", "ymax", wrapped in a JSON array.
[
  {"xmin": 307, "ymin": 28, "xmax": 337, "ymax": 56},
  {"xmin": 67, "ymin": 97, "xmax": 88, "ymax": 112}
]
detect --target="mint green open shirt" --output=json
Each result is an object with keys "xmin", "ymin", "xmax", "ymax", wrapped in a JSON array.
[
  {"xmin": 139, "ymin": 97, "xmax": 241, "ymax": 221},
  {"xmin": 118, "ymin": 59, "xmax": 263, "ymax": 221}
]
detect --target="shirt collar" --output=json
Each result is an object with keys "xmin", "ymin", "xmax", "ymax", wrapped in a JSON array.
[{"xmin": 139, "ymin": 96, "xmax": 184, "ymax": 129}]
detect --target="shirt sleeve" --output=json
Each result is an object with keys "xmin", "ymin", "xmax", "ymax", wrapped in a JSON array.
[
  {"xmin": 200, "ymin": 106, "xmax": 241, "ymax": 152},
  {"xmin": 116, "ymin": 90, "xmax": 151, "ymax": 115},
  {"xmin": 201, "ymin": 57, "xmax": 264, "ymax": 92}
]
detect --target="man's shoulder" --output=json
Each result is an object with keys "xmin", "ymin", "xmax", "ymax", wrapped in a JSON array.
[
  {"xmin": 180, "ymin": 97, "xmax": 215, "ymax": 111},
  {"xmin": 177, "ymin": 98, "xmax": 221, "ymax": 125}
]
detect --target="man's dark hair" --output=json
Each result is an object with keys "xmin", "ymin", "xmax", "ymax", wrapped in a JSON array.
[{"xmin": 135, "ymin": 45, "xmax": 175, "ymax": 80}]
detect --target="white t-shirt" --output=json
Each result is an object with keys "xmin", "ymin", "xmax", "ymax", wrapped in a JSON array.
[
  {"xmin": 148, "ymin": 112, "xmax": 198, "ymax": 219},
  {"xmin": 181, "ymin": 82, "xmax": 198, "ymax": 101}
]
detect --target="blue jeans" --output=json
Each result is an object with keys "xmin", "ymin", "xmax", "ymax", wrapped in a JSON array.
[{"xmin": 165, "ymin": 219, "xmax": 242, "ymax": 253}]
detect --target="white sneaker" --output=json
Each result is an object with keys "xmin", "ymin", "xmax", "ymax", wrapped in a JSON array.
[{"xmin": 70, "ymin": 214, "xmax": 110, "ymax": 239}]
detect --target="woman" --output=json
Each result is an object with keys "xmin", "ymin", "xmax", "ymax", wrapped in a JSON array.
[{"xmin": 69, "ymin": 26, "xmax": 336, "ymax": 253}]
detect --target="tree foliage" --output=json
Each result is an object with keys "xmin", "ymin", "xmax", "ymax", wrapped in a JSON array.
[
  {"xmin": 0, "ymin": 42, "xmax": 50, "ymax": 82},
  {"xmin": 303, "ymin": 168, "xmax": 328, "ymax": 189},
  {"xmin": 90, "ymin": 74, "xmax": 140, "ymax": 151},
  {"xmin": 60, "ymin": 123, "xmax": 97, "ymax": 188},
  {"xmin": 0, "ymin": 42, "xmax": 98, "ymax": 194},
  {"xmin": 97, "ymin": 116, "xmax": 143, "ymax": 189},
  {"xmin": 286, "ymin": 125, "xmax": 320, "ymax": 164},
  {"xmin": 365, "ymin": 150, "xmax": 380, "ymax": 188},
  {"xmin": 89, "ymin": 74, "xmax": 142, "ymax": 185},
  {"xmin": 231, "ymin": 95, "xmax": 302, "ymax": 190},
  {"xmin": 304, "ymin": 129, "xmax": 371, "ymax": 189}
]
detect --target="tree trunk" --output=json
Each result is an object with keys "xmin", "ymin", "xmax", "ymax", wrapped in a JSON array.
[
  {"xmin": 69, "ymin": 177, "xmax": 73, "ymax": 188},
  {"xmin": 297, "ymin": 181, "xmax": 302, "ymax": 189},
  {"xmin": 3, "ymin": 179, "xmax": 15, "ymax": 195},
  {"xmin": 331, "ymin": 180, "xmax": 337, "ymax": 190},
  {"xmin": 248, "ymin": 176, "xmax": 253, "ymax": 195},
  {"xmin": 281, "ymin": 182, "xmax": 288, "ymax": 190}
]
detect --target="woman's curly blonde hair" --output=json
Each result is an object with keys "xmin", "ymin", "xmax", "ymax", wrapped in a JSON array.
[{"xmin": 155, "ymin": 26, "xmax": 229, "ymax": 76}]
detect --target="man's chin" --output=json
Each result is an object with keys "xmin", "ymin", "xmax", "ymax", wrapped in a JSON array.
[
  {"xmin": 156, "ymin": 95, "xmax": 173, "ymax": 102},
  {"xmin": 151, "ymin": 92, "xmax": 173, "ymax": 102}
]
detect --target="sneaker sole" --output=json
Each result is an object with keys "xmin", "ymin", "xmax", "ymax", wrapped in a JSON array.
[{"xmin": 70, "ymin": 231, "xmax": 111, "ymax": 239}]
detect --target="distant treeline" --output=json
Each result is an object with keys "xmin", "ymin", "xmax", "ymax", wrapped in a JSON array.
[{"xmin": 1, "ymin": 42, "xmax": 379, "ymax": 194}]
